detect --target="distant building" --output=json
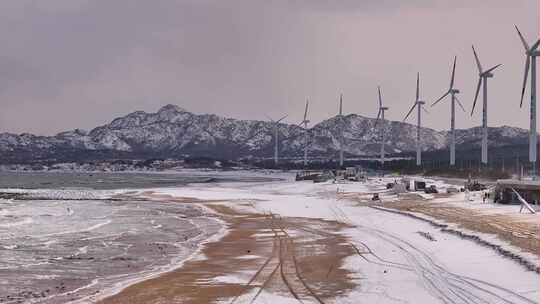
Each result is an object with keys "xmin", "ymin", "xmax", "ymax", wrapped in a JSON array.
[{"xmin": 401, "ymin": 177, "xmax": 426, "ymax": 191}]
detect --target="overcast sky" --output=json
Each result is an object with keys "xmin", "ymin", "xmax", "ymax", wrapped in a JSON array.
[{"xmin": 0, "ymin": 0, "xmax": 539, "ymax": 135}]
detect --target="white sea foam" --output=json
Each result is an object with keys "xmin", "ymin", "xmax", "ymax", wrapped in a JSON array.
[
  {"xmin": 0, "ymin": 217, "xmax": 33, "ymax": 228},
  {"xmin": 235, "ymin": 254, "xmax": 260, "ymax": 260},
  {"xmin": 35, "ymin": 220, "xmax": 112, "ymax": 238},
  {"xmin": 78, "ymin": 246, "xmax": 88, "ymax": 255},
  {"xmin": 72, "ymin": 214, "xmax": 228, "ymax": 304}
]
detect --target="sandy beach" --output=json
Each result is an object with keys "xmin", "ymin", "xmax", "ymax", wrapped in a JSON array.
[
  {"xmin": 98, "ymin": 175, "xmax": 540, "ymax": 303},
  {"xmin": 102, "ymin": 202, "xmax": 355, "ymax": 304},
  {"xmin": 6, "ymin": 173, "xmax": 540, "ymax": 303}
]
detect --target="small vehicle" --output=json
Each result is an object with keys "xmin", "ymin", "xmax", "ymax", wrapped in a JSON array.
[
  {"xmin": 414, "ymin": 181, "xmax": 427, "ymax": 191},
  {"xmin": 424, "ymin": 185, "xmax": 438, "ymax": 194},
  {"xmin": 386, "ymin": 183, "xmax": 394, "ymax": 189},
  {"xmin": 446, "ymin": 187, "xmax": 459, "ymax": 193},
  {"xmin": 313, "ymin": 170, "xmax": 335, "ymax": 183},
  {"xmin": 372, "ymin": 193, "xmax": 380, "ymax": 201}
]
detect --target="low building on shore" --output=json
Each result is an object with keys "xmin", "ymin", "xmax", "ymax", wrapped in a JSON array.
[{"xmin": 495, "ymin": 179, "xmax": 540, "ymax": 205}]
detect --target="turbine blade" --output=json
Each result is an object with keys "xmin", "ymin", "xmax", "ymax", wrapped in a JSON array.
[
  {"xmin": 472, "ymin": 45, "xmax": 483, "ymax": 73},
  {"xmin": 265, "ymin": 114, "xmax": 275, "ymax": 122},
  {"xmin": 374, "ymin": 111, "xmax": 381, "ymax": 128},
  {"xmin": 432, "ymin": 91, "xmax": 450, "ymax": 107},
  {"xmin": 515, "ymin": 25, "xmax": 530, "ymax": 50},
  {"xmin": 303, "ymin": 99, "xmax": 309, "ymax": 121},
  {"xmin": 403, "ymin": 103, "xmax": 416, "ymax": 122},
  {"xmin": 471, "ymin": 77, "xmax": 482, "ymax": 116},
  {"xmin": 455, "ymin": 96, "xmax": 467, "ymax": 113},
  {"xmin": 378, "ymin": 86, "xmax": 383, "ymax": 108},
  {"xmin": 339, "ymin": 94, "xmax": 343, "ymax": 115},
  {"xmin": 422, "ymin": 106, "xmax": 429, "ymax": 114},
  {"xmin": 450, "ymin": 56, "xmax": 457, "ymax": 89},
  {"xmin": 484, "ymin": 64, "xmax": 502, "ymax": 74},
  {"xmin": 521, "ymin": 56, "xmax": 531, "ymax": 108},
  {"xmin": 416, "ymin": 73, "xmax": 420, "ymax": 102},
  {"xmin": 533, "ymin": 38, "xmax": 540, "ymax": 51},
  {"xmin": 277, "ymin": 115, "xmax": 288, "ymax": 123}
]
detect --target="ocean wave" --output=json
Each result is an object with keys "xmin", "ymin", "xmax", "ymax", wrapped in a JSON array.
[
  {"xmin": 35, "ymin": 220, "xmax": 112, "ymax": 238},
  {"xmin": 0, "ymin": 217, "xmax": 33, "ymax": 228}
]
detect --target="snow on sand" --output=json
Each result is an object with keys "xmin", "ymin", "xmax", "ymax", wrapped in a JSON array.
[{"xmin": 152, "ymin": 177, "xmax": 540, "ymax": 303}]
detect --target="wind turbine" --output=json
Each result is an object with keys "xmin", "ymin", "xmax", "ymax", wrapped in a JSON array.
[
  {"xmin": 404, "ymin": 73, "xmax": 426, "ymax": 166},
  {"xmin": 338, "ymin": 94, "xmax": 344, "ymax": 167},
  {"xmin": 515, "ymin": 25, "xmax": 540, "ymax": 174},
  {"xmin": 471, "ymin": 45, "xmax": 502, "ymax": 166},
  {"xmin": 375, "ymin": 86, "xmax": 389, "ymax": 163},
  {"xmin": 300, "ymin": 99, "xmax": 310, "ymax": 167},
  {"xmin": 432, "ymin": 56, "xmax": 466, "ymax": 166},
  {"xmin": 267, "ymin": 114, "xmax": 288, "ymax": 166}
]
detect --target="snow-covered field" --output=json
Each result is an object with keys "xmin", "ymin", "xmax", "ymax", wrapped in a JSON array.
[{"xmin": 149, "ymin": 175, "xmax": 540, "ymax": 303}]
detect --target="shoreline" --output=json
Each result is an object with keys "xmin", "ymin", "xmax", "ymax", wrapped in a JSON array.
[
  {"xmin": 5, "ymin": 174, "xmax": 540, "ymax": 303},
  {"xmin": 65, "ymin": 178, "xmax": 540, "ymax": 303},
  {"xmin": 0, "ymin": 190, "xmax": 224, "ymax": 304},
  {"xmin": 100, "ymin": 178, "xmax": 540, "ymax": 303},
  {"xmin": 77, "ymin": 203, "xmax": 229, "ymax": 304},
  {"xmin": 100, "ymin": 200, "xmax": 357, "ymax": 304}
]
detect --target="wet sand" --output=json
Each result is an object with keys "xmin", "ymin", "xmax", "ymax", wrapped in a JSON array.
[{"xmin": 101, "ymin": 202, "xmax": 357, "ymax": 304}]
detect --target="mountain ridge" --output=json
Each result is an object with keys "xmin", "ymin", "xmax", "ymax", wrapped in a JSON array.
[{"xmin": 0, "ymin": 104, "xmax": 532, "ymax": 163}]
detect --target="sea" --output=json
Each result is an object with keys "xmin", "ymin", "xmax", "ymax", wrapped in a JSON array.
[{"xmin": 0, "ymin": 171, "xmax": 268, "ymax": 303}]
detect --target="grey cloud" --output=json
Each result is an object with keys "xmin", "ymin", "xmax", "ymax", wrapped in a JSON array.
[{"xmin": 0, "ymin": 0, "xmax": 537, "ymax": 135}]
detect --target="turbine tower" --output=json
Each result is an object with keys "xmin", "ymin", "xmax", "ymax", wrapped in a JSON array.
[
  {"xmin": 374, "ymin": 86, "xmax": 389, "ymax": 164},
  {"xmin": 516, "ymin": 25, "xmax": 540, "ymax": 174},
  {"xmin": 267, "ymin": 115, "xmax": 288, "ymax": 166},
  {"xmin": 432, "ymin": 56, "xmax": 466, "ymax": 166},
  {"xmin": 300, "ymin": 99, "xmax": 310, "ymax": 167},
  {"xmin": 338, "ymin": 94, "xmax": 344, "ymax": 167},
  {"xmin": 471, "ymin": 45, "xmax": 502, "ymax": 166},
  {"xmin": 404, "ymin": 73, "xmax": 426, "ymax": 166}
]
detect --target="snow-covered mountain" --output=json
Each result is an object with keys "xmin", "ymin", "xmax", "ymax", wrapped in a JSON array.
[
  {"xmin": 0, "ymin": 104, "xmax": 532, "ymax": 163},
  {"xmin": 454, "ymin": 126, "xmax": 529, "ymax": 148}
]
